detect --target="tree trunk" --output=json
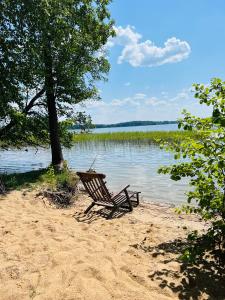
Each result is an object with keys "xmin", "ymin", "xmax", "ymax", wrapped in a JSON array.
[{"xmin": 44, "ymin": 45, "xmax": 64, "ymax": 169}]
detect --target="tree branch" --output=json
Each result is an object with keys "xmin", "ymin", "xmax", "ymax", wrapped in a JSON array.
[
  {"xmin": 0, "ymin": 88, "xmax": 45, "ymax": 138},
  {"xmin": 24, "ymin": 88, "xmax": 45, "ymax": 113}
]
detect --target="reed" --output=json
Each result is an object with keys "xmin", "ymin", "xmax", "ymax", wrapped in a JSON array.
[{"xmin": 72, "ymin": 130, "xmax": 200, "ymax": 144}]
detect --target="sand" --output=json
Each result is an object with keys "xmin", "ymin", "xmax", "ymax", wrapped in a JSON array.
[{"xmin": 0, "ymin": 190, "xmax": 224, "ymax": 300}]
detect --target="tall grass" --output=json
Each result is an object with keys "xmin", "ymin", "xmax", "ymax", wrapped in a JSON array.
[{"xmin": 72, "ymin": 130, "xmax": 200, "ymax": 144}]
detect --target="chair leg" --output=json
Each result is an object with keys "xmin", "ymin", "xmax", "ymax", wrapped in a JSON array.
[
  {"xmin": 130, "ymin": 192, "xmax": 140, "ymax": 207},
  {"xmin": 136, "ymin": 193, "xmax": 140, "ymax": 206},
  {"xmin": 127, "ymin": 199, "xmax": 133, "ymax": 211},
  {"xmin": 84, "ymin": 202, "xmax": 95, "ymax": 214},
  {"xmin": 124, "ymin": 189, "xmax": 133, "ymax": 211},
  {"xmin": 107, "ymin": 206, "xmax": 117, "ymax": 219}
]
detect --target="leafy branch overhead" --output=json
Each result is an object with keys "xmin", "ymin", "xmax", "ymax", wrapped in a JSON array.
[
  {"xmin": 0, "ymin": 0, "xmax": 115, "ymax": 159},
  {"xmin": 159, "ymin": 78, "xmax": 225, "ymax": 262}
]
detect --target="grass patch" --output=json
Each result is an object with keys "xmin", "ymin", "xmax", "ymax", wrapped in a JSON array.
[
  {"xmin": 1, "ymin": 169, "xmax": 48, "ymax": 190},
  {"xmin": 1, "ymin": 165, "xmax": 79, "ymax": 191},
  {"xmin": 72, "ymin": 130, "xmax": 201, "ymax": 144}
]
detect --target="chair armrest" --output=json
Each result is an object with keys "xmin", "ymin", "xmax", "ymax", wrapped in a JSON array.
[
  {"xmin": 128, "ymin": 191, "xmax": 141, "ymax": 196},
  {"xmin": 112, "ymin": 185, "xmax": 130, "ymax": 200}
]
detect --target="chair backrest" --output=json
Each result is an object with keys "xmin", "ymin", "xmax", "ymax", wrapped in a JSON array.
[{"xmin": 77, "ymin": 171, "xmax": 112, "ymax": 204}]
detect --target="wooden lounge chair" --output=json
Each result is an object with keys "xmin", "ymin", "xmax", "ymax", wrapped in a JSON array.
[{"xmin": 77, "ymin": 171, "xmax": 140, "ymax": 219}]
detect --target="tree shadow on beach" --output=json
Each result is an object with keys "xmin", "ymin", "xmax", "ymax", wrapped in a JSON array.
[
  {"xmin": 73, "ymin": 207, "xmax": 129, "ymax": 224},
  {"xmin": 0, "ymin": 169, "xmax": 47, "ymax": 193},
  {"xmin": 132, "ymin": 238, "xmax": 225, "ymax": 300}
]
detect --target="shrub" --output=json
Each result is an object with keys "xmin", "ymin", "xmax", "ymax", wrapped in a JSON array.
[{"xmin": 159, "ymin": 78, "xmax": 225, "ymax": 262}]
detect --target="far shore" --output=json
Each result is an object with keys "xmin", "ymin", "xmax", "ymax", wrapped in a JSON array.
[{"xmin": 1, "ymin": 189, "xmax": 224, "ymax": 299}]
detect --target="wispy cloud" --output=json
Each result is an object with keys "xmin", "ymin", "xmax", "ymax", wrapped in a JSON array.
[
  {"xmin": 145, "ymin": 97, "xmax": 167, "ymax": 106},
  {"xmin": 133, "ymin": 93, "xmax": 146, "ymax": 99},
  {"xmin": 85, "ymin": 90, "xmax": 190, "ymax": 109},
  {"xmin": 169, "ymin": 90, "xmax": 190, "ymax": 102},
  {"xmin": 111, "ymin": 96, "xmax": 141, "ymax": 107},
  {"xmin": 79, "ymin": 87, "xmax": 212, "ymax": 124},
  {"xmin": 108, "ymin": 25, "xmax": 191, "ymax": 67}
]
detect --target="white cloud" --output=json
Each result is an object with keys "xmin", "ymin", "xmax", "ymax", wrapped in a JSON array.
[
  {"xmin": 111, "ymin": 97, "xmax": 140, "ymax": 107},
  {"xmin": 82, "ymin": 88, "xmax": 211, "ymax": 123},
  {"xmin": 85, "ymin": 90, "xmax": 190, "ymax": 110},
  {"xmin": 118, "ymin": 37, "xmax": 191, "ymax": 67},
  {"xmin": 169, "ymin": 90, "xmax": 190, "ymax": 102},
  {"xmin": 145, "ymin": 97, "xmax": 167, "ymax": 106},
  {"xmin": 111, "ymin": 98, "xmax": 126, "ymax": 106},
  {"xmin": 133, "ymin": 93, "xmax": 146, "ymax": 99},
  {"xmin": 107, "ymin": 25, "xmax": 141, "ymax": 47},
  {"xmin": 85, "ymin": 100, "xmax": 106, "ymax": 108},
  {"xmin": 109, "ymin": 26, "xmax": 191, "ymax": 67}
]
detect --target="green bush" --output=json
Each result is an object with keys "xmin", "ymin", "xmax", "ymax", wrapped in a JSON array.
[{"xmin": 159, "ymin": 78, "xmax": 225, "ymax": 262}]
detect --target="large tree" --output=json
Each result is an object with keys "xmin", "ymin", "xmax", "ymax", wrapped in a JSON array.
[{"xmin": 0, "ymin": 0, "xmax": 114, "ymax": 167}]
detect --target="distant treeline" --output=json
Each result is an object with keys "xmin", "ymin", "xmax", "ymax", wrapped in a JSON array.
[{"xmin": 71, "ymin": 120, "xmax": 177, "ymax": 129}]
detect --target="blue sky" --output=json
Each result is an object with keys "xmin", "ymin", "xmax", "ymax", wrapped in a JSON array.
[{"xmin": 84, "ymin": 0, "xmax": 225, "ymax": 124}]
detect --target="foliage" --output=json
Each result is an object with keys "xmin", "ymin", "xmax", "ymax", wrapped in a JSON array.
[
  {"xmin": 158, "ymin": 78, "xmax": 225, "ymax": 262},
  {"xmin": 40, "ymin": 163, "xmax": 78, "ymax": 191},
  {"xmin": 72, "ymin": 111, "xmax": 95, "ymax": 133},
  {"xmin": 0, "ymin": 0, "xmax": 114, "ymax": 149}
]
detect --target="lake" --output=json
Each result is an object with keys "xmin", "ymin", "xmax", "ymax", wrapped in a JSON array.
[
  {"xmin": 0, "ymin": 127, "xmax": 188, "ymax": 205},
  {"xmin": 92, "ymin": 123, "xmax": 178, "ymax": 133}
]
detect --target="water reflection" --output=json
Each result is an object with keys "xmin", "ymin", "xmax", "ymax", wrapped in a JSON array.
[{"xmin": 0, "ymin": 142, "xmax": 188, "ymax": 205}]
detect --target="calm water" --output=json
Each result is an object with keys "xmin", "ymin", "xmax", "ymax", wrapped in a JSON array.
[
  {"xmin": 92, "ymin": 123, "xmax": 178, "ymax": 133},
  {"xmin": 0, "ymin": 141, "xmax": 188, "ymax": 205}
]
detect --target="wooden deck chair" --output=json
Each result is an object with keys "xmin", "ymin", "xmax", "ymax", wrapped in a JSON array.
[{"xmin": 77, "ymin": 171, "xmax": 140, "ymax": 219}]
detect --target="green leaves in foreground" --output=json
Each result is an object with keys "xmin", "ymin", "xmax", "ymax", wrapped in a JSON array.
[{"xmin": 159, "ymin": 78, "xmax": 225, "ymax": 263}]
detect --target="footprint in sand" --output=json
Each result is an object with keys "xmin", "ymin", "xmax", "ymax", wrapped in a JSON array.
[
  {"xmin": 29, "ymin": 223, "xmax": 39, "ymax": 230},
  {"xmin": 99, "ymin": 256, "xmax": 118, "ymax": 277},
  {"xmin": 45, "ymin": 225, "xmax": 56, "ymax": 232},
  {"xmin": 35, "ymin": 230, "xmax": 42, "ymax": 237},
  {"xmin": 120, "ymin": 266, "xmax": 146, "ymax": 287},
  {"xmin": 85, "ymin": 266, "xmax": 105, "ymax": 282},
  {"xmin": 2, "ymin": 230, "xmax": 11, "ymax": 235},
  {"xmin": 5, "ymin": 265, "xmax": 20, "ymax": 280}
]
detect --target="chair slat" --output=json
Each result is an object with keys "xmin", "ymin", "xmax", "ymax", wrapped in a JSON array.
[{"xmin": 93, "ymin": 177, "xmax": 111, "ymax": 202}]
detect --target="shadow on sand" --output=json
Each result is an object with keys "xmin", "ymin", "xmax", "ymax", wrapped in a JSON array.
[
  {"xmin": 73, "ymin": 206, "xmax": 130, "ymax": 224},
  {"xmin": 132, "ymin": 238, "xmax": 225, "ymax": 300}
]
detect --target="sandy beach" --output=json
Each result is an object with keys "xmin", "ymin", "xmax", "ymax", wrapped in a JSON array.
[{"xmin": 0, "ymin": 190, "xmax": 224, "ymax": 300}]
